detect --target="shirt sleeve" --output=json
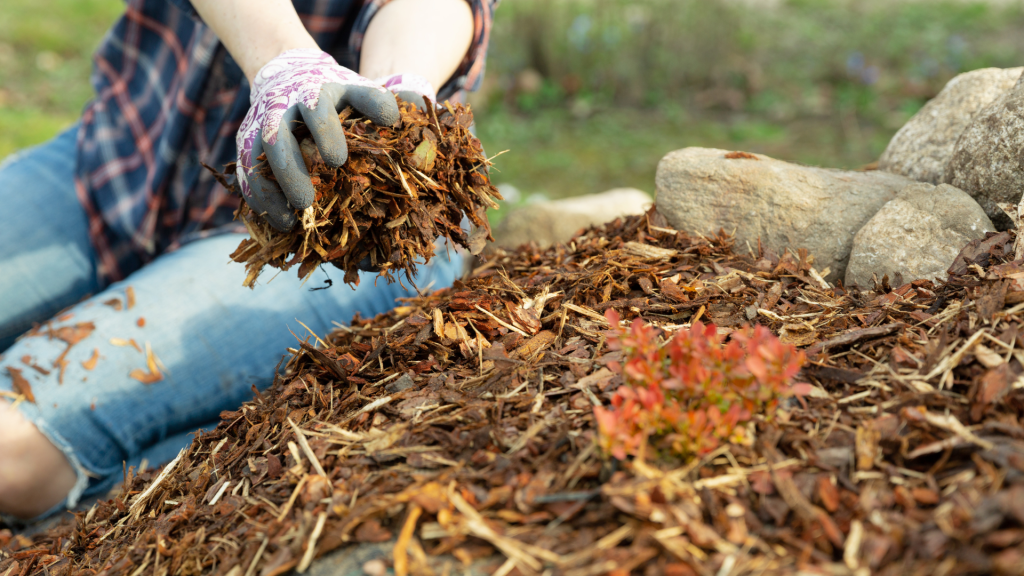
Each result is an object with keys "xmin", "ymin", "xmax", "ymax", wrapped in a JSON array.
[
  {"xmin": 166, "ymin": 0, "xmax": 200, "ymax": 19},
  {"xmin": 349, "ymin": 0, "xmax": 499, "ymax": 101}
]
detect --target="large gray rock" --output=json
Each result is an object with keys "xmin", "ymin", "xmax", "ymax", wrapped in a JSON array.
[
  {"xmin": 654, "ymin": 148, "xmax": 915, "ymax": 281},
  {"xmin": 879, "ymin": 67, "xmax": 1024, "ymax": 184},
  {"xmin": 493, "ymin": 188, "xmax": 652, "ymax": 249},
  {"xmin": 845, "ymin": 183, "xmax": 994, "ymax": 288},
  {"xmin": 944, "ymin": 74, "xmax": 1024, "ymax": 230}
]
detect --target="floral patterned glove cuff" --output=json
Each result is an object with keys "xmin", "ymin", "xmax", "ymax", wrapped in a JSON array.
[{"xmin": 376, "ymin": 73, "xmax": 437, "ymax": 107}]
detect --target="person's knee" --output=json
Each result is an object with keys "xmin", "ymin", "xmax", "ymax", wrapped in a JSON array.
[{"xmin": 0, "ymin": 400, "xmax": 77, "ymax": 519}]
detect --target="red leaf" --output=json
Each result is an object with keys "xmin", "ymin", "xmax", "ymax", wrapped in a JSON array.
[{"xmin": 594, "ymin": 318, "xmax": 804, "ymax": 460}]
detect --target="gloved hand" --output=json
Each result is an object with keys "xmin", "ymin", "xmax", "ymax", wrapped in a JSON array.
[
  {"xmin": 236, "ymin": 49, "xmax": 402, "ymax": 231},
  {"xmin": 376, "ymin": 73, "xmax": 437, "ymax": 112}
]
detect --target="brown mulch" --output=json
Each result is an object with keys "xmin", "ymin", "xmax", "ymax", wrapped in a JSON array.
[
  {"xmin": 6, "ymin": 207, "xmax": 1024, "ymax": 575},
  {"xmin": 229, "ymin": 98, "xmax": 500, "ymax": 288}
]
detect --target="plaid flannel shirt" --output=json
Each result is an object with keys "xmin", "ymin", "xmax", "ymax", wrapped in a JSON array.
[{"xmin": 75, "ymin": 0, "xmax": 497, "ymax": 283}]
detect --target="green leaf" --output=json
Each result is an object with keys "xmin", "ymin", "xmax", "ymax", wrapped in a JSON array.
[{"xmin": 409, "ymin": 139, "xmax": 437, "ymax": 172}]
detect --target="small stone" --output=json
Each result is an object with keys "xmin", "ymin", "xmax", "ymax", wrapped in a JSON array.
[
  {"xmin": 654, "ymin": 147, "xmax": 914, "ymax": 281},
  {"xmin": 385, "ymin": 372, "xmax": 415, "ymax": 393},
  {"xmin": 845, "ymin": 183, "xmax": 993, "ymax": 288},
  {"xmin": 945, "ymin": 73, "xmax": 1024, "ymax": 229},
  {"xmin": 492, "ymin": 188, "xmax": 652, "ymax": 249},
  {"xmin": 879, "ymin": 67, "xmax": 1023, "ymax": 184},
  {"xmin": 362, "ymin": 559, "xmax": 387, "ymax": 576},
  {"xmin": 726, "ymin": 503, "xmax": 746, "ymax": 518},
  {"xmin": 817, "ymin": 447, "xmax": 852, "ymax": 468}
]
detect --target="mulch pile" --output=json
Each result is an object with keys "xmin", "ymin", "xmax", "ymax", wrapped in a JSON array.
[
  {"xmin": 8, "ymin": 207, "xmax": 1024, "ymax": 575},
  {"xmin": 230, "ymin": 98, "xmax": 500, "ymax": 287}
]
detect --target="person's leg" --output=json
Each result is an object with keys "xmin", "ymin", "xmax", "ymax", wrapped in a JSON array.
[
  {"xmin": 0, "ymin": 402, "xmax": 80, "ymax": 519},
  {"xmin": 0, "ymin": 124, "xmax": 104, "ymax": 519},
  {"xmin": 0, "ymin": 232, "xmax": 463, "ymax": 520},
  {"xmin": 0, "ymin": 123, "xmax": 101, "ymax": 352}
]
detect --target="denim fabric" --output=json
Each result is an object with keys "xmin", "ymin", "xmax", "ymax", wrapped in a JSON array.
[
  {"xmin": 0, "ymin": 125, "xmax": 101, "ymax": 352},
  {"xmin": 0, "ymin": 128, "xmax": 464, "ymax": 512}
]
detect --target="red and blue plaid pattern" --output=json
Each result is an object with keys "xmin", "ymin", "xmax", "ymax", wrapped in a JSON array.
[{"xmin": 75, "ymin": 0, "xmax": 498, "ymax": 283}]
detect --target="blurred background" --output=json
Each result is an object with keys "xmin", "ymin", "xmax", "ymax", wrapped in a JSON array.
[{"xmin": 1, "ymin": 0, "xmax": 1023, "ymax": 219}]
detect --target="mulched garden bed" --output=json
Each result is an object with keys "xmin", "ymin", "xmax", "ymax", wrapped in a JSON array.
[{"xmin": 5, "ymin": 207, "xmax": 1024, "ymax": 576}]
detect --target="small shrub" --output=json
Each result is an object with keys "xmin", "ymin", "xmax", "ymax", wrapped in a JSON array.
[{"xmin": 594, "ymin": 310, "xmax": 805, "ymax": 461}]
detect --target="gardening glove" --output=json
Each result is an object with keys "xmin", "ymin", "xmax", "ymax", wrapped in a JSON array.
[
  {"xmin": 377, "ymin": 73, "xmax": 437, "ymax": 112},
  {"xmin": 236, "ymin": 49, "xmax": 401, "ymax": 232}
]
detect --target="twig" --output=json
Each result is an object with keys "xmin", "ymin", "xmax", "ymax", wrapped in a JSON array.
[
  {"xmin": 393, "ymin": 505, "xmax": 422, "ymax": 576},
  {"xmin": 209, "ymin": 480, "xmax": 231, "ymax": 506},
  {"xmin": 297, "ymin": 512, "xmax": 328, "ymax": 573},
  {"xmin": 288, "ymin": 418, "xmax": 329, "ymax": 479},
  {"xmin": 129, "ymin": 448, "xmax": 185, "ymax": 519},
  {"xmin": 474, "ymin": 305, "xmax": 529, "ymax": 337},
  {"xmin": 277, "ymin": 476, "xmax": 309, "ymax": 522},
  {"xmin": 243, "ymin": 537, "xmax": 269, "ymax": 576}
]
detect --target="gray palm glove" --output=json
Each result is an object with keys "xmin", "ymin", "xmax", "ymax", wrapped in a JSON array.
[{"xmin": 235, "ymin": 49, "xmax": 401, "ymax": 232}]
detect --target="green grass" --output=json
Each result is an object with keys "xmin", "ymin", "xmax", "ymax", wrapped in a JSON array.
[
  {"xmin": 483, "ymin": 0, "xmax": 1024, "ymax": 111},
  {"xmin": 0, "ymin": 0, "xmax": 122, "ymax": 158},
  {"xmin": 0, "ymin": 107, "xmax": 78, "ymax": 156}
]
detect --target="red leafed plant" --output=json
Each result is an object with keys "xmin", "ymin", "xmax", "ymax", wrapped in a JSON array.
[{"xmin": 594, "ymin": 309, "xmax": 806, "ymax": 461}]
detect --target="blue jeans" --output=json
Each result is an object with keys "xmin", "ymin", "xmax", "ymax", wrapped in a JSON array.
[{"xmin": 0, "ymin": 125, "xmax": 463, "ymax": 512}]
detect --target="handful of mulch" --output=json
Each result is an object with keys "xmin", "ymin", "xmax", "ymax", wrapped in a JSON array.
[{"xmin": 229, "ymin": 98, "xmax": 502, "ymax": 287}]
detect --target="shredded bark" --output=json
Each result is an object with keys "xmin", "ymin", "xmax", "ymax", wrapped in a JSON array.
[
  {"xmin": 9, "ymin": 209, "xmax": 1024, "ymax": 575},
  {"xmin": 230, "ymin": 98, "xmax": 501, "ymax": 287}
]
